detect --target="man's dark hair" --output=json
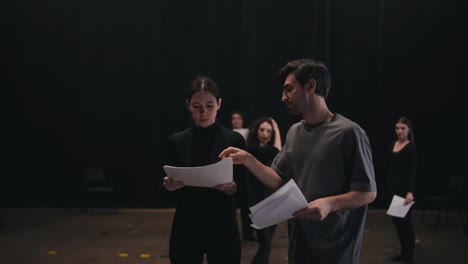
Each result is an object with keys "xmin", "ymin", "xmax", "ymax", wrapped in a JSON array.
[{"xmin": 278, "ymin": 58, "xmax": 331, "ymax": 98}]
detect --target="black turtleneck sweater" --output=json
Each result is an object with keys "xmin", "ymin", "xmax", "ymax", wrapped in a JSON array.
[{"xmin": 165, "ymin": 122, "xmax": 246, "ymax": 261}]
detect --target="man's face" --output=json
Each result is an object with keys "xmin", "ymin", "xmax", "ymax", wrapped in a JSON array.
[
  {"xmin": 281, "ymin": 74, "xmax": 307, "ymax": 116},
  {"xmin": 231, "ymin": 113, "xmax": 244, "ymax": 129}
]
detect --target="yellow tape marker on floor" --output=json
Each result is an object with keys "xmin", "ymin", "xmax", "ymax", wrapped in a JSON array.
[
  {"xmin": 48, "ymin": 250, "xmax": 57, "ymax": 255},
  {"xmin": 140, "ymin": 253, "xmax": 151, "ymax": 258},
  {"xmin": 118, "ymin": 253, "xmax": 129, "ymax": 257}
]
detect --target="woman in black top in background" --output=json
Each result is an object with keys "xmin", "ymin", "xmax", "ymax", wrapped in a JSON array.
[
  {"xmin": 162, "ymin": 76, "xmax": 245, "ymax": 264},
  {"xmin": 385, "ymin": 116, "xmax": 417, "ymax": 263},
  {"xmin": 245, "ymin": 116, "xmax": 282, "ymax": 264}
]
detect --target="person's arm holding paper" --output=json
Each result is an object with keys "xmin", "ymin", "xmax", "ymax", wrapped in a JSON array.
[
  {"xmin": 166, "ymin": 171, "xmax": 235, "ymax": 193},
  {"xmin": 292, "ymin": 190, "xmax": 377, "ymax": 221},
  {"xmin": 404, "ymin": 192, "xmax": 414, "ymax": 205},
  {"xmin": 163, "ymin": 158, "xmax": 238, "ymax": 194},
  {"xmin": 220, "ymin": 139, "xmax": 376, "ymax": 222},
  {"xmin": 162, "ymin": 133, "xmax": 185, "ymax": 192},
  {"xmin": 219, "ymin": 147, "xmax": 284, "ymax": 191},
  {"xmin": 163, "ymin": 175, "xmax": 184, "ymax": 191},
  {"xmin": 214, "ymin": 181, "xmax": 237, "ymax": 195}
]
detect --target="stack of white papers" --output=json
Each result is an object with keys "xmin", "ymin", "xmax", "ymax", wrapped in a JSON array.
[
  {"xmin": 386, "ymin": 194, "xmax": 415, "ymax": 218},
  {"xmin": 249, "ymin": 179, "xmax": 308, "ymax": 229},
  {"xmin": 163, "ymin": 158, "xmax": 233, "ymax": 188}
]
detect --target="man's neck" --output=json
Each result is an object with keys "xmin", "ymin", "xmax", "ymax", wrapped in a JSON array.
[{"xmin": 303, "ymin": 99, "xmax": 333, "ymax": 125}]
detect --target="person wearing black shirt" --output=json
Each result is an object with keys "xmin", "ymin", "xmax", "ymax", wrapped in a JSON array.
[
  {"xmin": 245, "ymin": 116, "xmax": 282, "ymax": 264},
  {"xmin": 385, "ymin": 116, "xmax": 418, "ymax": 263},
  {"xmin": 163, "ymin": 76, "xmax": 245, "ymax": 264}
]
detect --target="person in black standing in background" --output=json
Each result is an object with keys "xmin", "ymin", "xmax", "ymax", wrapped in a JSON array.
[
  {"xmin": 245, "ymin": 116, "xmax": 282, "ymax": 264},
  {"xmin": 385, "ymin": 116, "xmax": 417, "ymax": 263},
  {"xmin": 231, "ymin": 110, "xmax": 256, "ymax": 241},
  {"xmin": 162, "ymin": 75, "xmax": 245, "ymax": 264}
]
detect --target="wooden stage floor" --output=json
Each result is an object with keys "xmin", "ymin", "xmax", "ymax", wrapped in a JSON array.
[{"xmin": 0, "ymin": 208, "xmax": 467, "ymax": 264}]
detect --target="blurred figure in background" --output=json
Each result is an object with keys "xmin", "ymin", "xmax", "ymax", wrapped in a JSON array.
[
  {"xmin": 231, "ymin": 110, "xmax": 249, "ymax": 140},
  {"xmin": 231, "ymin": 110, "xmax": 256, "ymax": 241},
  {"xmin": 246, "ymin": 116, "xmax": 282, "ymax": 264}
]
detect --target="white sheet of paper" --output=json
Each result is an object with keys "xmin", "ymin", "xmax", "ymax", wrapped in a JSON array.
[
  {"xmin": 386, "ymin": 194, "xmax": 415, "ymax": 218},
  {"xmin": 249, "ymin": 179, "xmax": 308, "ymax": 229},
  {"xmin": 163, "ymin": 158, "xmax": 233, "ymax": 188}
]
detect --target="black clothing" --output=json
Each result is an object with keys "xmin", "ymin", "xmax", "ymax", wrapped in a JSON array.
[
  {"xmin": 386, "ymin": 142, "xmax": 417, "ymax": 259},
  {"xmin": 386, "ymin": 142, "xmax": 417, "ymax": 200},
  {"xmin": 238, "ymin": 193, "xmax": 256, "ymax": 240},
  {"xmin": 392, "ymin": 213, "xmax": 415, "ymax": 261},
  {"xmin": 166, "ymin": 123, "xmax": 246, "ymax": 264},
  {"xmin": 235, "ymin": 141, "xmax": 255, "ymax": 240},
  {"xmin": 246, "ymin": 144, "xmax": 279, "ymax": 264},
  {"xmin": 246, "ymin": 144, "xmax": 279, "ymax": 205}
]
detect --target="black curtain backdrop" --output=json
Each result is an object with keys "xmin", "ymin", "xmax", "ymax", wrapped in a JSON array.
[{"xmin": 5, "ymin": 0, "xmax": 467, "ymax": 208}]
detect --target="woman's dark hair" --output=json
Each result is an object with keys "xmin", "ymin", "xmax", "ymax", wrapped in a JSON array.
[
  {"xmin": 277, "ymin": 58, "xmax": 331, "ymax": 98},
  {"xmin": 396, "ymin": 116, "xmax": 415, "ymax": 144},
  {"xmin": 246, "ymin": 116, "xmax": 276, "ymax": 146},
  {"xmin": 186, "ymin": 75, "xmax": 221, "ymax": 102}
]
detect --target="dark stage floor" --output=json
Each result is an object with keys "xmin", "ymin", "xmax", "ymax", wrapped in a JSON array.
[{"xmin": 0, "ymin": 208, "xmax": 466, "ymax": 264}]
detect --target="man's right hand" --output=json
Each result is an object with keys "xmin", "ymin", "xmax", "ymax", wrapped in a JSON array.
[
  {"xmin": 221, "ymin": 146, "xmax": 284, "ymax": 191},
  {"xmin": 219, "ymin": 147, "xmax": 251, "ymax": 165}
]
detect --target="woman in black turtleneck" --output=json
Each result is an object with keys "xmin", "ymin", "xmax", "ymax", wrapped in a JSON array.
[{"xmin": 163, "ymin": 75, "xmax": 246, "ymax": 264}]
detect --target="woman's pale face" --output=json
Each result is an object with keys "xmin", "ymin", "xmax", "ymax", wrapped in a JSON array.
[
  {"xmin": 186, "ymin": 91, "xmax": 221, "ymax": 128},
  {"xmin": 257, "ymin": 121, "xmax": 273, "ymax": 146},
  {"xmin": 395, "ymin": 122, "xmax": 409, "ymax": 141}
]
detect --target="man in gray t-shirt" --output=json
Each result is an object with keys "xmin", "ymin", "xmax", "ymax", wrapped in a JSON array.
[{"xmin": 220, "ymin": 58, "xmax": 377, "ymax": 264}]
